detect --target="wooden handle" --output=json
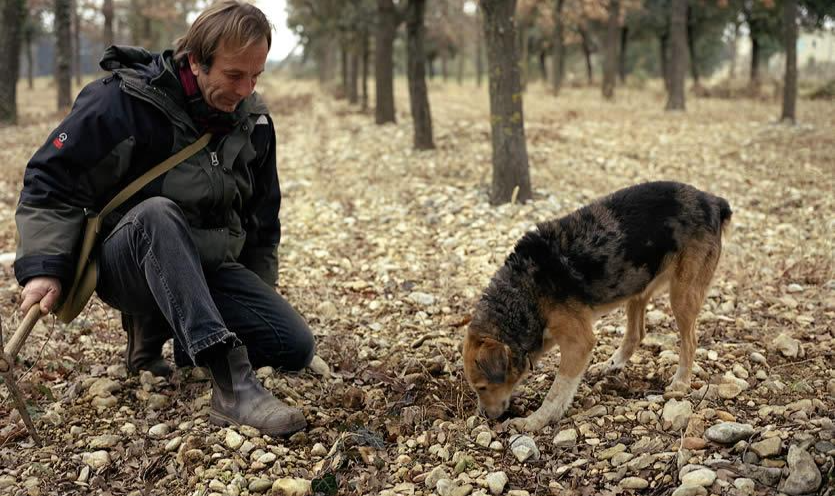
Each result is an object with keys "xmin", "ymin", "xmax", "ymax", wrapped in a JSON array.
[{"xmin": 3, "ymin": 305, "xmax": 42, "ymax": 361}]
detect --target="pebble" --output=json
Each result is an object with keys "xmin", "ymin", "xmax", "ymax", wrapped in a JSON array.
[
  {"xmin": 408, "ymin": 291, "xmax": 435, "ymax": 306},
  {"xmin": 553, "ymin": 428, "xmax": 577, "ymax": 447},
  {"xmin": 82, "ymin": 450, "xmax": 111, "ymax": 470},
  {"xmin": 619, "ymin": 477, "xmax": 649, "ymax": 489},
  {"xmin": 121, "ymin": 423, "xmax": 137, "ymax": 436},
  {"xmin": 425, "ymin": 466, "xmax": 449, "ymax": 489},
  {"xmin": 509, "ymin": 434, "xmax": 540, "ymax": 462},
  {"xmin": 88, "ymin": 434, "xmax": 121, "ymax": 449},
  {"xmin": 779, "ymin": 445, "xmax": 822, "ymax": 495},
  {"xmin": 308, "ymin": 355, "xmax": 331, "ymax": 377},
  {"xmin": 680, "ymin": 468, "xmax": 717, "ymax": 486},
  {"xmin": 311, "ymin": 443, "xmax": 328, "ymax": 457},
  {"xmin": 248, "ymin": 478, "xmax": 272, "ymax": 493},
  {"xmin": 772, "ymin": 333, "xmax": 801, "ymax": 358},
  {"xmin": 165, "ymin": 437, "xmax": 182, "ymax": 452},
  {"xmin": 89, "ymin": 378, "xmax": 121, "ymax": 397},
  {"xmin": 704, "ymin": 422, "xmax": 754, "ymax": 444},
  {"xmin": 733, "ymin": 478, "xmax": 755, "ymax": 494},
  {"xmin": 225, "ymin": 430, "xmax": 244, "ymax": 450},
  {"xmin": 750, "ymin": 436, "xmax": 781, "ymax": 458},
  {"xmin": 662, "ymin": 399, "xmax": 693, "ymax": 431},
  {"xmin": 485, "ymin": 471, "xmax": 508, "ymax": 495},
  {"xmin": 749, "ymin": 352, "xmax": 767, "ymax": 364},
  {"xmin": 148, "ymin": 423, "xmax": 170, "ymax": 438},
  {"xmin": 271, "ymin": 478, "xmax": 310, "ymax": 496},
  {"xmin": 671, "ymin": 485, "xmax": 707, "ymax": 496},
  {"xmin": 475, "ymin": 431, "xmax": 492, "ymax": 447}
]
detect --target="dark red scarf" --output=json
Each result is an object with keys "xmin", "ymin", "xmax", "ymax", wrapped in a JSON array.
[{"xmin": 177, "ymin": 62, "xmax": 236, "ymax": 136}]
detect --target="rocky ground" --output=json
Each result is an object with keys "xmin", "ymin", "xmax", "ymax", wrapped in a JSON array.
[{"xmin": 0, "ymin": 76, "xmax": 833, "ymax": 496}]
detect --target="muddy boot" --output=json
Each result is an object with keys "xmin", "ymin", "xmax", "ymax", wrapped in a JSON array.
[
  {"xmin": 122, "ymin": 313, "xmax": 174, "ymax": 378},
  {"xmin": 202, "ymin": 342, "xmax": 306, "ymax": 436}
]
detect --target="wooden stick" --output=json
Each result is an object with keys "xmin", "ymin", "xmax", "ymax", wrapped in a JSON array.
[{"xmin": 0, "ymin": 306, "xmax": 42, "ymax": 373}]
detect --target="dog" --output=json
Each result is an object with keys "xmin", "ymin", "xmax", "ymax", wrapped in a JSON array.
[{"xmin": 462, "ymin": 181, "xmax": 732, "ymax": 432}]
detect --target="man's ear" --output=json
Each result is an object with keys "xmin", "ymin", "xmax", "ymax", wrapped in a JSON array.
[
  {"xmin": 475, "ymin": 337, "xmax": 511, "ymax": 384},
  {"xmin": 187, "ymin": 52, "xmax": 201, "ymax": 77}
]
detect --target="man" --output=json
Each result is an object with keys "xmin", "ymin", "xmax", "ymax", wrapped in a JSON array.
[{"xmin": 14, "ymin": 1, "xmax": 314, "ymax": 436}]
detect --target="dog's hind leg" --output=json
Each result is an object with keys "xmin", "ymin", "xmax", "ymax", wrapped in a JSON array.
[
  {"xmin": 507, "ymin": 308, "xmax": 596, "ymax": 432},
  {"xmin": 590, "ymin": 296, "xmax": 650, "ymax": 376},
  {"xmin": 667, "ymin": 242, "xmax": 721, "ymax": 393}
]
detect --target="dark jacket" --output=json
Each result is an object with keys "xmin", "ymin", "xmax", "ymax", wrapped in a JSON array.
[{"xmin": 14, "ymin": 46, "xmax": 281, "ymax": 289}]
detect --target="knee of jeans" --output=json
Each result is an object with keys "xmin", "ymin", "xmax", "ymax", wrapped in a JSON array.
[
  {"xmin": 283, "ymin": 328, "xmax": 315, "ymax": 372},
  {"xmin": 134, "ymin": 197, "xmax": 188, "ymax": 230}
]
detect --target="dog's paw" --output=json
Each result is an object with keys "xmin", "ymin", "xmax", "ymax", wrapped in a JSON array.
[
  {"xmin": 663, "ymin": 379, "xmax": 690, "ymax": 399},
  {"xmin": 504, "ymin": 415, "xmax": 547, "ymax": 433},
  {"xmin": 588, "ymin": 359, "xmax": 622, "ymax": 379}
]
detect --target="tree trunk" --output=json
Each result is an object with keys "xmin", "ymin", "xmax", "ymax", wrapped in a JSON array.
[
  {"xmin": 406, "ymin": 0, "xmax": 434, "ymax": 150},
  {"xmin": 25, "ymin": 21, "xmax": 34, "ymax": 90},
  {"xmin": 659, "ymin": 33, "xmax": 670, "ymax": 92},
  {"xmin": 0, "ymin": 0, "xmax": 25, "ymax": 124},
  {"xmin": 518, "ymin": 20, "xmax": 528, "ymax": 90},
  {"xmin": 476, "ymin": 10, "xmax": 484, "ymax": 87},
  {"xmin": 728, "ymin": 22, "xmax": 739, "ymax": 80},
  {"xmin": 618, "ymin": 26, "xmax": 628, "ymax": 83},
  {"xmin": 375, "ymin": 0, "xmax": 398, "ymax": 124},
  {"xmin": 72, "ymin": 0, "xmax": 81, "ymax": 86},
  {"xmin": 781, "ymin": 0, "xmax": 797, "ymax": 123},
  {"xmin": 538, "ymin": 49, "xmax": 547, "ymax": 81},
  {"xmin": 602, "ymin": 0, "xmax": 620, "ymax": 99},
  {"xmin": 551, "ymin": 0, "xmax": 565, "ymax": 94},
  {"xmin": 481, "ymin": 0, "xmax": 532, "ymax": 205},
  {"xmin": 55, "ymin": 0, "xmax": 73, "ymax": 112},
  {"xmin": 456, "ymin": 52, "xmax": 464, "ymax": 84},
  {"xmin": 340, "ymin": 44, "xmax": 348, "ymax": 98},
  {"xmin": 750, "ymin": 33, "xmax": 760, "ymax": 89},
  {"xmin": 103, "ymin": 0, "xmax": 114, "ymax": 47},
  {"xmin": 686, "ymin": 7, "xmax": 699, "ymax": 86},
  {"xmin": 665, "ymin": 0, "xmax": 687, "ymax": 110},
  {"xmin": 348, "ymin": 48, "xmax": 359, "ymax": 104},
  {"xmin": 427, "ymin": 56, "xmax": 435, "ymax": 79},
  {"xmin": 579, "ymin": 26, "xmax": 594, "ymax": 84},
  {"xmin": 441, "ymin": 51, "xmax": 448, "ymax": 81},
  {"xmin": 361, "ymin": 30, "xmax": 369, "ymax": 111}
]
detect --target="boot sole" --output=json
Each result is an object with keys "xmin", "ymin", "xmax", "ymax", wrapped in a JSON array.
[{"xmin": 209, "ymin": 410, "xmax": 307, "ymax": 437}]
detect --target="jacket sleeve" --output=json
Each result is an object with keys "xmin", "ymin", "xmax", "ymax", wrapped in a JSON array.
[
  {"xmin": 239, "ymin": 114, "xmax": 281, "ymax": 287},
  {"xmin": 14, "ymin": 77, "xmax": 167, "ymax": 288}
]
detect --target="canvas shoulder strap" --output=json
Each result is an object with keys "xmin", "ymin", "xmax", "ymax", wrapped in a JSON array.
[{"xmin": 99, "ymin": 132, "xmax": 212, "ymax": 218}]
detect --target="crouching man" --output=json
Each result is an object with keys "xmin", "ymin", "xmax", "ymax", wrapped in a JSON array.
[{"xmin": 14, "ymin": 1, "xmax": 313, "ymax": 436}]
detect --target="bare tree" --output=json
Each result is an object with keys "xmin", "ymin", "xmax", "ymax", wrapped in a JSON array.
[
  {"xmin": 780, "ymin": 0, "xmax": 797, "ymax": 123},
  {"xmin": 406, "ymin": 0, "xmax": 434, "ymax": 149},
  {"xmin": 71, "ymin": 0, "xmax": 81, "ymax": 86},
  {"xmin": 375, "ymin": 0, "xmax": 403, "ymax": 124},
  {"xmin": 550, "ymin": 0, "xmax": 566, "ymax": 94},
  {"xmin": 55, "ymin": 0, "xmax": 73, "ymax": 112},
  {"xmin": 481, "ymin": 0, "xmax": 532, "ymax": 205},
  {"xmin": 103, "ymin": 0, "xmax": 114, "ymax": 47},
  {"xmin": 0, "ymin": 0, "xmax": 25, "ymax": 124},
  {"xmin": 665, "ymin": 0, "xmax": 687, "ymax": 111},
  {"xmin": 602, "ymin": 0, "xmax": 620, "ymax": 99}
]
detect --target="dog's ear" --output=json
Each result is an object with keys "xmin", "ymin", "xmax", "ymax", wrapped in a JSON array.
[{"xmin": 475, "ymin": 337, "xmax": 511, "ymax": 384}]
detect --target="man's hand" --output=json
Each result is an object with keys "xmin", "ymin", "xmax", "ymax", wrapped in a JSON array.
[{"xmin": 21, "ymin": 277, "xmax": 62, "ymax": 314}]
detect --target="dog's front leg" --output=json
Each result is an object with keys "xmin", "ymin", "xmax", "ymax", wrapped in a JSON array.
[
  {"xmin": 507, "ymin": 373, "xmax": 585, "ymax": 432},
  {"xmin": 506, "ymin": 314, "xmax": 596, "ymax": 432}
]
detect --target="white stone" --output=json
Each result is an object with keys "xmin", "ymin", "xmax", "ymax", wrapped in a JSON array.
[
  {"xmin": 485, "ymin": 471, "xmax": 508, "ymax": 495},
  {"xmin": 662, "ymin": 399, "xmax": 693, "ymax": 431},
  {"xmin": 225, "ymin": 430, "xmax": 244, "ymax": 450},
  {"xmin": 148, "ymin": 423, "xmax": 170, "ymax": 438},
  {"xmin": 82, "ymin": 450, "xmax": 111, "ymax": 470},
  {"xmin": 680, "ymin": 468, "xmax": 717, "ymax": 487},
  {"xmin": 408, "ymin": 291, "xmax": 436, "ymax": 306},
  {"xmin": 619, "ymin": 477, "xmax": 649, "ymax": 489},
  {"xmin": 553, "ymin": 428, "xmax": 577, "ymax": 447},
  {"xmin": 271, "ymin": 478, "xmax": 310, "ymax": 496},
  {"xmin": 509, "ymin": 434, "xmax": 540, "ymax": 463}
]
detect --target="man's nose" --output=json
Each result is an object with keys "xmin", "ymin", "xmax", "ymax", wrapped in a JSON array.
[{"xmin": 236, "ymin": 79, "xmax": 254, "ymax": 98}]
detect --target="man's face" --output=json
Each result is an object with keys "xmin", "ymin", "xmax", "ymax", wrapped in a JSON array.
[{"xmin": 188, "ymin": 37, "xmax": 268, "ymax": 113}]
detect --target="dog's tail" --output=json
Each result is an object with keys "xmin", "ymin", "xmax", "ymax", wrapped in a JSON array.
[{"xmin": 716, "ymin": 196, "xmax": 733, "ymax": 240}]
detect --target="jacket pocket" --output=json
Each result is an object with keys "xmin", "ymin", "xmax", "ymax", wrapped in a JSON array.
[{"xmin": 189, "ymin": 226, "xmax": 227, "ymax": 272}]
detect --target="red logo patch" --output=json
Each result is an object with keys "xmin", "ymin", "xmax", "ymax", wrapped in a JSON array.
[{"xmin": 52, "ymin": 132, "xmax": 68, "ymax": 149}]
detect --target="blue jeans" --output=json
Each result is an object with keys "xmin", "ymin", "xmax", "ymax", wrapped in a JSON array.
[{"xmin": 95, "ymin": 197, "xmax": 315, "ymax": 370}]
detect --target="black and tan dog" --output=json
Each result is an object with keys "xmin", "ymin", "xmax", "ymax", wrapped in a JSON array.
[{"xmin": 462, "ymin": 181, "xmax": 732, "ymax": 432}]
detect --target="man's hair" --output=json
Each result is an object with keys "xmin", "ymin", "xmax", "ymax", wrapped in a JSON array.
[{"xmin": 174, "ymin": 0, "xmax": 272, "ymax": 69}]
